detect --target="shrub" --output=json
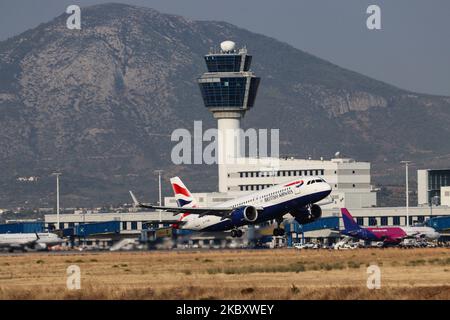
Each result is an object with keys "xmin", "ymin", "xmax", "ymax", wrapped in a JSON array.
[{"xmin": 241, "ymin": 287, "xmax": 255, "ymax": 295}]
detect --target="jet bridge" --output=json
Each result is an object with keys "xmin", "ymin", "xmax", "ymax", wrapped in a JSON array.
[{"xmin": 285, "ymin": 216, "xmax": 340, "ymax": 246}]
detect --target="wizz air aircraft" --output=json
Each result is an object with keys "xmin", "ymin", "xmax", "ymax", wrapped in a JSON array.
[
  {"xmin": 130, "ymin": 176, "xmax": 332, "ymax": 237},
  {"xmin": 341, "ymin": 208, "xmax": 440, "ymax": 244}
]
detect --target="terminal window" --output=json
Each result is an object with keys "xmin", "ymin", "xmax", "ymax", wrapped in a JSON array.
[
  {"xmin": 393, "ymin": 216, "xmax": 400, "ymax": 225},
  {"xmin": 369, "ymin": 217, "xmax": 377, "ymax": 226},
  {"xmin": 380, "ymin": 217, "xmax": 388, "ymax": 226}
]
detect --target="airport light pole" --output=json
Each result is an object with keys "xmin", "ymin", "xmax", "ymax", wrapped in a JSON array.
[
  {"xmin": 154, "ymin": 170, "xmax": 163, "ymax": 223},
  {"xmin": 400, "ymin": 161, "xmax": 411, "ymax": 226},
  {"xmin": 52, "ymin": 172, "xmax": 62, "ymax": 230}
]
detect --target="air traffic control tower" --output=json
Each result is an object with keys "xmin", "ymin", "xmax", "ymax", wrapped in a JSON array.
[{"xmin": 198, "ymin": 41, "xmax": 260, "ymax": 192}]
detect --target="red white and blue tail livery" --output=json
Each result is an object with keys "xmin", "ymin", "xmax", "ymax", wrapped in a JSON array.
[{"xmin": 170, "ymin": 177, "xmax": 198, "ymax": 209}]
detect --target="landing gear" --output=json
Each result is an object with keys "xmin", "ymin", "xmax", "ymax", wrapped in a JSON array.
[
  {"xmin": 273, "ymin": 217, "xmax": 285, "ymax": 237},
  {"xmin": 231, "ymin": 229, "xmax": 243, "ymax": 238}
]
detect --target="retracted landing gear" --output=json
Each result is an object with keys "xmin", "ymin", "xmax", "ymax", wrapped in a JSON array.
[{"xmin": 230, "ymin": 229, "xmax": 243, "ymax": 238}]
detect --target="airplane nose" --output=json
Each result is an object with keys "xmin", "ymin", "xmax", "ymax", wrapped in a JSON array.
[{"xmin": 323, "ymin": 183, "xmax": 332, "ymax": 195}]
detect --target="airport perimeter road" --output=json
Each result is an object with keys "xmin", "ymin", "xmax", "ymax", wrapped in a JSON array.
[{"xmin": 0, "ymin": 248, "xmax": 449, "ymax": 299}]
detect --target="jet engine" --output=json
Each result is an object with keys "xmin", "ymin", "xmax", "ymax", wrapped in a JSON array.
[
  {"xmin": 291, "ymin": 204, "xmax": 322, "ymax": 225},
  {"xmin": 231, "ymin": 206, "xmax": 259, "ymax": 225}
]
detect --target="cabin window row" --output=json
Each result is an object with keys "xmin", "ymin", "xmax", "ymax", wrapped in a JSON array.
[{"xmin": 239, "ymin": 184, "xmax": 272, "ymax": 191}]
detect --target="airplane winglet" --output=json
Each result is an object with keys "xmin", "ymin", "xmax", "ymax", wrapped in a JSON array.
[{"xmin": 129, "ymin": 191, "xmax": 140, "ymax": 207}]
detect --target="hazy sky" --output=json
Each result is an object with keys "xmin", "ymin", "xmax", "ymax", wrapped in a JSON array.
[{"xmin": 0, "ymin": 0, "xmax": 449, "ymax": 96}]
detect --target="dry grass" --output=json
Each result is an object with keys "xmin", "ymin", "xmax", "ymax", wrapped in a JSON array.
[{"xmin": 0, "ymin": 248, "xmax": 449, "ymax": 300}]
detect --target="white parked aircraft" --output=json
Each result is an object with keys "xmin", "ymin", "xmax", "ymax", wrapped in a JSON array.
[
  {"xmin": 130, "ymin": 176, "xmax": 332, "ymax": 237},
  {"xmin": 0, "ymin": 232, "xmax": 64, "ymax": 252}
]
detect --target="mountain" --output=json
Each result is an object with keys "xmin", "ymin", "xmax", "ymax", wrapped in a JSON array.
[{"xmin": 0, "ymin": 3, "xmax": 449, "ymax": 207}]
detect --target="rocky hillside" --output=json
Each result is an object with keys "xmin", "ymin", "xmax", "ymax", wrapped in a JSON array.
[{"xmin": 0, "ymin": 3, "xmax": 449, "ymax": 207}]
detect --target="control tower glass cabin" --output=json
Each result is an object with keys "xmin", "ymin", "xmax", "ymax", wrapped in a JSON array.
[{"xmin": 198, "ymin": 42, "xmax": 260, "ymax": 116}]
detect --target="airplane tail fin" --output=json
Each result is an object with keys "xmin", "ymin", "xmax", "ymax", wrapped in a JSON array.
[
  {"xmin": 170, "ymin": 177, "xmax": 198, "ymax": 208},
  {"xmin": 341, "ymin": 208, "xmax": 361, "ymax": 232}
]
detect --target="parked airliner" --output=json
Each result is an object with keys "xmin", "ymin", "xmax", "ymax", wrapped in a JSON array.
[
  {"xmin": 0, "ymin": 232, "xmax": 64, "ymax": 252},
  {"xmin": 341, "ymin": 208, "xmax": 440, "ymax": 245},
  {"xmin": 130, "ymin": 176, "xmax": 332, "ymax": 237}
]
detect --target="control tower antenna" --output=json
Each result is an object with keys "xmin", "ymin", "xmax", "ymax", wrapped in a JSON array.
[{"xmin": 198, "ymin": 41, "xmax": 260, "ymax": 192}]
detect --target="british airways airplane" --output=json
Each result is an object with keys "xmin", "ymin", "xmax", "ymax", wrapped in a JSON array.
[
  {"xmin": 341, "ymin": 208, "xmax": 440, "ymax": 244},
  {"xmin": 130, "ymin": 176, "xmax": 332, "ymax": 237}
]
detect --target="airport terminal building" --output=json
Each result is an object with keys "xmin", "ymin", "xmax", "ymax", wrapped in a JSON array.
[{"xmin": 418, "ymin": 169, "xmax": 450, "ymax": 206}]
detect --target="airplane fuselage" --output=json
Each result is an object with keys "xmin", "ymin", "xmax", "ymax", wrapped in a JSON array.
[
  {"xmin": 343, "ymin": 226, "xmax": 440, "ymax": 243},
  {"xmin": 0, "ymin": 233, "xmax": 63, "ymax": 250}
]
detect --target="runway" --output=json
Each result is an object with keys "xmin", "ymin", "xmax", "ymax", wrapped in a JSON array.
[{"xmin": 0, "ymin": 248, "xmax": 448, "ymax": 299}]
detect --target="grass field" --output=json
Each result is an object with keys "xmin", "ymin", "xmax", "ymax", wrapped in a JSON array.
[{"xmin": 0, "ymin": 248, "xmax": 449, "ymax": 299}]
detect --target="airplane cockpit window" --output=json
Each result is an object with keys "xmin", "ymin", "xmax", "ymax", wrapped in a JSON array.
[{"xmin": 315, "ymin": 179, "xmax": 322, "ymax": 183}]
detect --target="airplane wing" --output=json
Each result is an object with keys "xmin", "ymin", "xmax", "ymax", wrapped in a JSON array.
[
  {"xmin": 129, "ymin": 191, "xmax": 263, "ymax": 219},
  {"xmin": 142, "ymin": 219, "xmax": 187, "ymax": 225}
]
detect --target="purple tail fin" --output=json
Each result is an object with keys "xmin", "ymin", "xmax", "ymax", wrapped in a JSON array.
[{"xmin": 341, "ymin": 208, "xmax": 361, "ymax": 232}]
